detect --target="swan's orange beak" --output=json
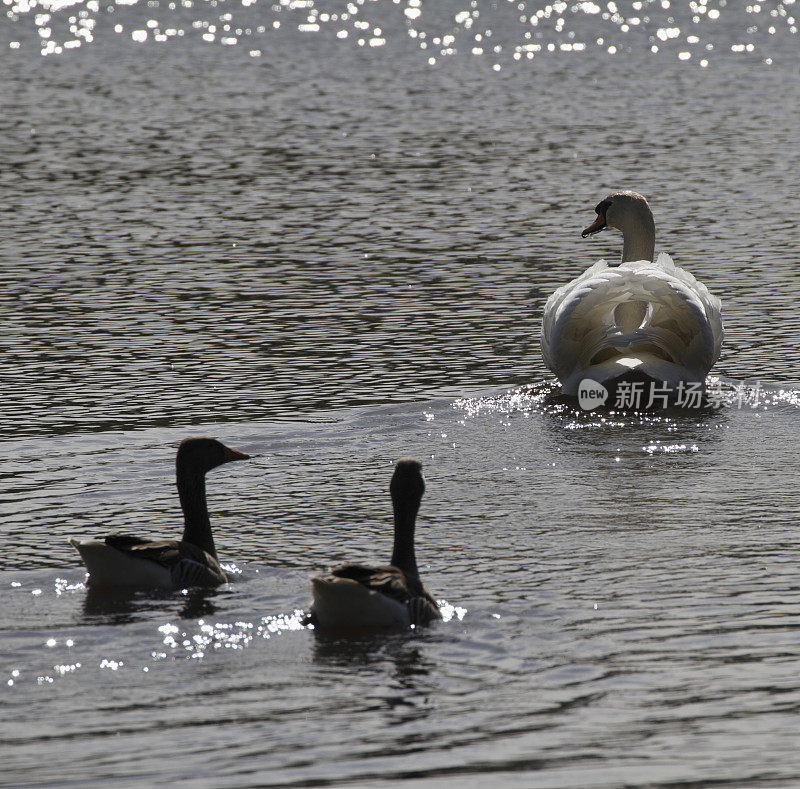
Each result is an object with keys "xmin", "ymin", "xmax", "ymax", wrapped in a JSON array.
[
  {"xmin": 223, "ymin": 446, "xmax": 250, "ymax": 463},
  {"xmin": 582, "ymin": 215, "xmax": 606, "ymax": 237}
]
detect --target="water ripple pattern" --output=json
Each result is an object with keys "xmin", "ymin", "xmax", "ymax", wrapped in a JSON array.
[
  {"xmin": 4, "ymin": 3, "xmax": 800, "ymax": 787},
  {"xmin": 5, "ymin": 393, "xmax": 800, "ymax": 786},
  {"xmin": 2, "ymin": 10, "xmax": 800, "ymax": 436}
]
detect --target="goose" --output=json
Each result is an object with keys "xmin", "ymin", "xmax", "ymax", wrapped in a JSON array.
[
  {"xmin": 541, "ymin": 190, "xmax": 724, "ymax": 400},
  {"xmin": 308, "ymin": 458, "xmax": 440, "ymax": 631},
  {"xmin": 70, "ymin": 437, "xmax": 249, "ymax": 588}
]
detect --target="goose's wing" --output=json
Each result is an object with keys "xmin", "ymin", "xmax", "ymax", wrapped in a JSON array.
[
  {"xmin": 330, "ymin": 563, "xmax": 410, "ymax": 602},
  {"xmin": 103, "ymin": 534, "xmax": 226, "ymax": 587},
  {"xmin": 329, "ymin": 563, "xmax": 440, "ymax": 625}
]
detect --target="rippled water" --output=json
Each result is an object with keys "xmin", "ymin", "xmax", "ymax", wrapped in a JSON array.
[{"xmin": 4, "ymin": 1, "xmax": 800, "ymax": 786}]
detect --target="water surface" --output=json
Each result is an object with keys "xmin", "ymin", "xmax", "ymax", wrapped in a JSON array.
[{"xmin": 3, "ymin": 2, "xmax": 800, "ymax": 786}]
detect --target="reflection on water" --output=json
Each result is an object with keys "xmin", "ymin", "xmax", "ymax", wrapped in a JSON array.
[
  {"xmin": 4, "ymin": 0, "xmax": 799, "ymax": 66},
  {"xmin": 81, "ymin": 584, "xmax": 223, "ymax": 621}
]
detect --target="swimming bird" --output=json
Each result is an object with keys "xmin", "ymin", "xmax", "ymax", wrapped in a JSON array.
[
  {"xmin": 541, "ymin": 190, "xmax": 724, "ymax": 399},
  {"xmin": 308, "ymin": 458, "xmax": 440, "ymax": 631},
  {"xmin": 70, "ymin": 437, "xmax": 249, "ymax": 588}
]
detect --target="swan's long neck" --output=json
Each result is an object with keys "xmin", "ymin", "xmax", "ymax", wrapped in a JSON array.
[
  {"xmin": 176, "ymin": 468, "xmax": 217, "ymax": 558},
  {"xmin": 620, "ymin": 212, "xmax": 656, "ymax": 263},
  {"xmin": 390, "ymin": 496, "xmax": 421, "ymax": 588}
]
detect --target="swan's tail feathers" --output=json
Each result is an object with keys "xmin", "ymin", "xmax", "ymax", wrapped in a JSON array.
[{"xmin": 541, "ymin": 254, "xmax": 723, "ymax": 397}]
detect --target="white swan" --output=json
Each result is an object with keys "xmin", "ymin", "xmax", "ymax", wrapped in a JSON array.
[
  {"xmin": 541, "ymin": 190, "xmax": 724, "ymax": 399},
  {"xmin": 70, "ymin": 437, "xmax": 249, "ymax": 588},
  {"xmin": 308, "ymin": 458, "xmax": 440, "ymax": 631}
]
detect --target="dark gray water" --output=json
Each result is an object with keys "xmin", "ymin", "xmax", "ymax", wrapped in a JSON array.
[{"xmin": 3, "ymin": 1, "xmax": 800, "ymax": 786}]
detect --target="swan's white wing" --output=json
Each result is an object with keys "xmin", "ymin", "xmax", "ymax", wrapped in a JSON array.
[
  {"xmin": 541, "ymin": 254, "xmax": 723, "ymax": 396},
  {"xmin": 541, "ymin": 258, "xmax": 611, "ymax": 372},
  {"xmin": 652, "ymin": 252, "xmax": 724, "ymax": 364}
]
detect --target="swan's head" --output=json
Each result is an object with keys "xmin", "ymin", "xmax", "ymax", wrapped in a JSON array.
[
  {"xmin": 581, "ymin": 190, "xmax": 654, "ymax": 239},
  {"xmin": 390, "ymin": 458, "xmax": 425, "ymax": 507},
  {"xmin": 176, "ymin": 437, "xmax": 250, "ymax": 475}
]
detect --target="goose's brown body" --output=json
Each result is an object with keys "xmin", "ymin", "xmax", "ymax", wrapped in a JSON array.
[
  {"xmin": 309, "ymin": 459, "xmax": 440, "ymax": 630},
  {"xmin": 70, "ymin": 438, "xmax": 248, "ymax": 588}
]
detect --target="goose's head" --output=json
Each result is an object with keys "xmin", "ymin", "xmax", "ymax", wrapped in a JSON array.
[
  {"xmin": 176, "ymin": 437, "xmax": 250, "ymax": 476},
  {"xmin": 390, "ymin": 458, "xmax": 425, "ymax": 508},
  {"xmin": 581, "ymin": 190, "xmax": 656, "ymax": 263}
]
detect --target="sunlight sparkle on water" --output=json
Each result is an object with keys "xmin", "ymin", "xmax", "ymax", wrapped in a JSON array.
[
  {"xmin": 4, "ymin": 0, "xmax": 795, "ymax": 63},
  {"xmin": 439, "ymin": 600, "xmax": 467, "ymax": 622},
  {"xmin": 154, "ymin": 612, "xmax": 309, "ymax": 660},
  {"xmin": 455, "ymin": 382, "xmax": 553, "ymax": 418},
  {"xmin": 643, "ymin": 441, "xmax": 700, "ymax": 455}
]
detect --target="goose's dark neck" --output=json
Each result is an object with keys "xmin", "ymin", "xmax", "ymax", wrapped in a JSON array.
[
  {"xmin": 176, "ymin": 467, "xmax": 217, "ymax": 558},
  {"xmin": 391, "ymin": 497, "xmax": 421, "ymax": 585}
]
